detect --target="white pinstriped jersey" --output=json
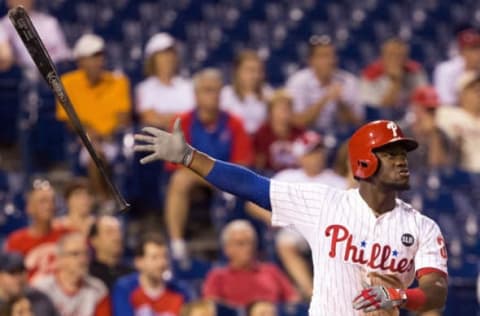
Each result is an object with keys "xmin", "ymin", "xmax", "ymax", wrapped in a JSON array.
[{"xmin": 270, "ymin": 182, "xmax": 448, "ymax": 316}]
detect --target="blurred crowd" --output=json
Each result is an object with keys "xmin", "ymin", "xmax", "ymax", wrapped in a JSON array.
[{"xmin": 0, "ymin": 0, "xmax": 479, "ymax": 316}]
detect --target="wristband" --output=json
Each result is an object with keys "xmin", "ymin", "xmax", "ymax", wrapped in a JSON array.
[
  {"xmin": 182, "ymin": 145, "xmax": 195, "ymax": 167},
  {"xmin": 405, "ymin": 288, "xmax": 427, "ymax": 311}
]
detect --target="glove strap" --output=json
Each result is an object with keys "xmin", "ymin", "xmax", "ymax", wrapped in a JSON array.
[{"xmin": 182, "ymin": 145, "xmax": 195, "ymax": 167}]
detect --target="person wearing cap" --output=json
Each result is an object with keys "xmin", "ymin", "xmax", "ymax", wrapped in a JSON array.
[
  {"xmin": 247, "ymin": 131, "xmax": 349, "ymax": 300},
  {"xmin": 434, "ymin": 28, "xmax": 480, "ymax": 106},
  {"xmin": 286, "ymin": 35, "xmax": 361, "ymax": 132},
  {"xmin": 4, "ymin": 179, "xmax": 71, "ymax": 282},
  {"xmin": 136, "ymin": 32, "xmax": 194, "ymax": 130},
  {"xmin": 436, "ymin": 72, "xmax": 480, "ymax": 173},
  {"xmin": 360, "ymin": 38, "xmax": 428, "ymax": 118},
  {"xmin": 398, "ymin": 86, "xmax": 452, "ymax": 181},
  {"xmin": 56, "ymin": 33, "xmax": 132, "ymax": 204},
  {"xmin": 56, "ymin": 33, "xmax": 132, "ymax": 140},
  {"xmin": 0, "ymin": 252, "xmax": 59, "ymax": 316},
  {"xmin": 0, "ymin": 0, "xmax": 70, "ymax": 71},
  {"xmin": 253, "ymin": 89, "xmax": 304, "ymax": 175}
]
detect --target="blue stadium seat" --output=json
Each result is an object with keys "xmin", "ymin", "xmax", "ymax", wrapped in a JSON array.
[{"xmin": 0, "ymin": 67, "xmax": 21, "ymax": 145}]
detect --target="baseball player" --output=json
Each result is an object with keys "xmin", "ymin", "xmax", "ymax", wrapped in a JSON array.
[{"xmin": 134, "ymin": 119, "xmax": 448, "ymax": 315}]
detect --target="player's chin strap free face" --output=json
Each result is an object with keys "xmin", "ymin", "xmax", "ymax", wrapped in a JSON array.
[{"xmin": 352, "ymin": 282, "xmax": 407, "ymax": 312}]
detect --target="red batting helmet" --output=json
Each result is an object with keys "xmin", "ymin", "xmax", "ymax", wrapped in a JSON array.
[{"xmin": 348, "ymin": 120, "xmax": 418, "ymax": 179}]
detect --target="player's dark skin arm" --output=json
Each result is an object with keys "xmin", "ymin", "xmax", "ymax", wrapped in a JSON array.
[
  {"xmin": 188, "ymin": 150, "xmax": 215, "ymax": 177},
  {"xmin": 413, "ymin": 273, "xmax": 447, "ymax": 312}
]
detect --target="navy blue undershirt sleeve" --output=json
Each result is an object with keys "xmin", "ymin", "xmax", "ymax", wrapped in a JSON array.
[{"xmin": 205, "ymin": 160, "xmax": 272, "ymax": 210}]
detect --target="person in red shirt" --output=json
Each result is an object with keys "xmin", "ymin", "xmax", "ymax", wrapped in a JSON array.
[
  {"xmin": 202, "ymin": 220, "xmax": 299, "ymax": 307},
  {"xmin": 5, "ymin": 179, "xmax": 70, "ymax": 281},
  {"xmin": 113, "ymin": 233, "xmax": 185, "ymax": 316},
  {"xmin": 253, "ymin": 89, "xmax": 304, "ymax": 175},
  {"xmin": 160, "ymin": 68, "xmax": 253, "ymax": 262}
]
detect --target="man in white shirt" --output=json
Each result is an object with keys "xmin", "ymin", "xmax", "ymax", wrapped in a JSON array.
[
  {"xmin": 434, "ymin": 28, "xmax": 480, "ymax": 106},
  {"xmin": 286, "ymin": 35, "xmax": 361, "ymax": 132},
  {"xmin": 0, "ymin": 0, "xmax": 70, "ymax": 70},
  {"xmin": 34, "ymin": 233, "xmax": 110, "ymax": 316},
  {"xmin": 136, "ymin": 33, "xmax": 194, "ymax": 130},
  {"xmin": 436, "ymin": 71, "xmax": 480, "ymax": 172},
  {"xmin": 360, "ymin": 38, "xmax": 427, "ymax": 119}
]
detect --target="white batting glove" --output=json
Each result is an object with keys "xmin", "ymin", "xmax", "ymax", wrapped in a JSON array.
[
  {"xmin": 133, "ymin": 118, "xmax": 195, "ymax": 166},
  {"xmin": 352, "ymin": 284, "xmax": 407, "ymax": 313}
]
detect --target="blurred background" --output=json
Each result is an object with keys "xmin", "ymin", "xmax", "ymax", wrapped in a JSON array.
[{"xmin": 0, "ymin": 0, "xmax": 479, "ymax": 315}]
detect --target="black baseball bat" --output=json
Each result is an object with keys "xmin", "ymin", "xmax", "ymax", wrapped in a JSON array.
[{"xmin": 8, "ymin": 6, "xmax": 130, "ymax": 212}]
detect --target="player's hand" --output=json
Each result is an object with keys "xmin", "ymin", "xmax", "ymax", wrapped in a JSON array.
[
  {"xmin": 134, "ymin": 118, "xmax": 194, "ymax": 165},
  {"xmin": 352, "ymin": 283, "xmax": 406, "ymax": 313}
]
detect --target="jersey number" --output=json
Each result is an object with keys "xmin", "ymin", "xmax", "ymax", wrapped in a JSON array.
[{"xmin": 437, "ymin": 236, "xmax": 447, "ymax": 259}]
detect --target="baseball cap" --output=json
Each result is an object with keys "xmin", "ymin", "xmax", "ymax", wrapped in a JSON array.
[
  {"xmin": 410, "ymin": 86, "xmax": 440, "ymax": 109},
  {"xmin": 292, "ymin": 131, "xmax": 324, "ymax": 158},
  {"xmin": 457, "ymin": 71, "xmax": 480, "ymax": 92},
  {"xmin": 145, "ymin": 33, "xmax": 175, "ymax": 58},
  {"xmin": 73, "ymin": 34, "xmax": 105, "ymax": 59},
  {"xmin": 0, "ymin": 252, "xmax": 25, "ymax": 273},
  {"xmin": 457, "ymin": 29, "xmax": 480, "ymax": 50}
]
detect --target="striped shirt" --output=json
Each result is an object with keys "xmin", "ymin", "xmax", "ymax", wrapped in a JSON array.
[{"xmin": 270, "ymin": 183, "xmax": 448, "ymax": 316}]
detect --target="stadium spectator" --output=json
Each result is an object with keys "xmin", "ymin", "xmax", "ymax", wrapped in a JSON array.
[
  {"xmin": 113, "ymin": 233, "xmax": 185, "ymax": 316},
  {"xmin": 57, "ymin": 34, "xmax": 131, "ymax": 138},
  {"xmin": 360, "ymin": 38, "xmax": 427, "ymax": 117},
  {"xmin": 136, "ymin": 33, "xmax": 194, "ymax": 130},
  {"xmin": 253, "ymin": 90, "xmax": 304, "ymax": 175},
  {"xmin": 88, "ymin": 216, "xmax": 133, "ymax": 290},
  {"xmin": 0, "ymin": 0, "xmax": 70, "ymax": 70},
  {"xmin": 56, "ymin": 34, "xmax": 132, "ymax": 203},
  {"xmin": 162, "ymin": 68, "xmax": 253, "ymax": 261},
  {"xmin": 0, "ymin": 295, "xmax": 33, "ymax": 316},
  {"xmin": 436, "ymin": 72, "xmax": 480, "ymax": 173},
  {"xmin": 33, "ymin": 232, "xmax": 110, "ymax": 316},
  {"xmin": 4, "ymin": 179, "xmax": 70, "ymax": 281},
  {"xmin": 246, "ymin": 301, "xmax": 277, "ymax": 316},
  {"xmin": 286, "ymin": 35, "xmax": 361, "ymax": 132},
  {"xmin": 399, "ymin": 86, "xmax": 453, "ymax": 178},
  {"xmin": 53, "ymin": 177, "xmax": 95, "ymax": 235},
  {"xmin": 434, "ymin": 28, "xmax": 480, "ymax": 106},
  {"xmin": 220, "ymin": 50, "xmax": 271, "ymax": 134},
  {"xmin": 0, "ymin": 252, "xmax": 58, "ymax": 316},
  {"xmin": 180, "ymin": 300, "xmax": 216, "ymax": 316},
  {"xmin": 247, "ymin": 132, "xmax": 348, "ymax": 299},
  {"xmin": 202, "ymin": 220, "xmax": 299, "ymax": 307}
]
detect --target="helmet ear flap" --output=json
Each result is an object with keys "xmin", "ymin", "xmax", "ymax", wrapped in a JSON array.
[{"xmin": 354, "ymin": 151, "xmax": 379, "ymax": 179}]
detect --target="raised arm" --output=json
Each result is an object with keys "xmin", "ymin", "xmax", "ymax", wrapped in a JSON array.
[{"xmin": 134, "ymin": 118, "xmax": 272, "ymax": 210}]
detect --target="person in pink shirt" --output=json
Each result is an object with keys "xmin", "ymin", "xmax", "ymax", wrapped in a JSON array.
[{"xmin": 202, "ymin": 220, "xmax": 299, "ymax": 307}]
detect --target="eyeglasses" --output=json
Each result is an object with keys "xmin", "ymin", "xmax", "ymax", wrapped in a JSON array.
[
  {"xmin": 309, "ymin": 34, "xmax": 332, "ymax": 47},
  {"xmin": 61, "ymin": 250, "xmax": 88, "ymax": 257}
]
